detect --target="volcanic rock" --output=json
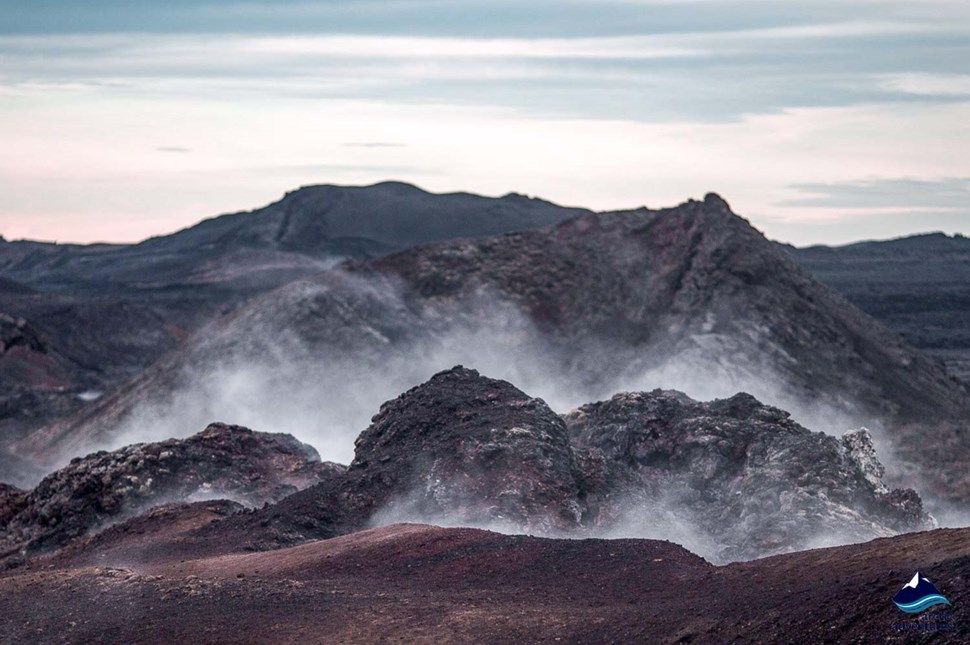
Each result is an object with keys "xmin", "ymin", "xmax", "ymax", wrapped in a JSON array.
[
  {"xmin": 0, "ymin": 423, "xmax": 343, "ymax": 562},
  {"xmin": 567, "ymin": 390, "xmax": 931, "ymax": 561},
  {"xmin": 213, "ymin": 367, "xmax": 587, "ymax": 552},
  {"xmin": 348, "ymin": 366, "xmax": 585, "ymax": 532},
  {"xmin": 193, "ymin": 368, "xmax": 926, "ymax": 563},
  {"xmin": 0, "ymin": 483, "xmax": 28, "ymax": 526}
]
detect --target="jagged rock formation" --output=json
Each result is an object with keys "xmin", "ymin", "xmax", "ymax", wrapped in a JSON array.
[
  {"xmin": 193, "ymin": 367, "xmax": 928, "ymax": 563},
  {"xmin": 566, "ymin": 391, "xmax": 929, "ymax": 561},
  {"xmin": 0, "ymin": 423, "xmax": 343, "ymax": 563},
  {"xmin": 0, "ymin": 483, "xmax": 27, "ymax": 527},
  {"xmin": 23, "ymin": 192, "xmax": 969, "ymax": 507},
  {"xmin": 208, "ymin": 367, "xmax": 586, "ymax": 552}
]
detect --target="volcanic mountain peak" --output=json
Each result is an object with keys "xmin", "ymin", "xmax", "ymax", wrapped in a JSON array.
[{"xmin": 139, "ymin": 180, "xmax": 591, "ymax": 260}]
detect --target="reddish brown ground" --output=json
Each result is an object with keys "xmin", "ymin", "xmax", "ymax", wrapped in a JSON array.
[{"xmin": 1, "ymin": 512, "xmax": 967, "ymax": 643}]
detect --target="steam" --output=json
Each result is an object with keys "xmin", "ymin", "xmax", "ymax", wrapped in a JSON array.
[
  {"xmin": 364, "ymin": 482, "xmax": 898, "ymax": 565},
  {"xmin": 64, "ymin": 272, "xmax": 956, "ymax": 563},
  {"xmin": 102, "ymin": 285, "xmax": 871, "ymax": 465}
]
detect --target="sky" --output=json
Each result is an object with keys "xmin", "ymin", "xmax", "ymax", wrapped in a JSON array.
[{"xmin": 1, "ymin": 1, "xmax": 969, "ymax": 246}]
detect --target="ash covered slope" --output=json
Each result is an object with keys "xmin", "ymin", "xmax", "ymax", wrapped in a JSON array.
[
  {"xmin": 0, "ymin": 313, "xmax": 100, "ymax": 443},
  {"xmin": 22, "ymin": 193, "xmax": 969, "ymax": 502},
  {"xmin": 191, "ymin": 367, "xmax": 925, "ymax": 564},
  {"xmin": 0, "ymin": 423, "xmax": 342, "ymax": 565},
  {"xmin": 7, "ymin": 523, "xmax": 967, "ymax": 644},
  {"xmin": 0, "ymin": 306, "xmax": 177, "ymax": 481}
]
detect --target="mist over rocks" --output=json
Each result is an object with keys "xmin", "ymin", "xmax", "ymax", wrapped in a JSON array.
[
  {"xmin": 352, "ymin": 366, "xmax": 585, "ymax": 532},
  {"xmin": 183, "ymin": 367, "xmax": 929, "ymax": 564},
  {"xmin": 20, "ymin": 189, "xmax": 969, "ymax": 511},
  {"xmin": 0, "ymin": 182, "xmax": 590, "ymax": 476},
  {"xmin": 566, "ymin": 390, "xmax": 931, "ymax": 561},
  {"xmin": 0, "ymin": 423, "xmax": 342, "ymax": 564},
  {"xmin": 209, "ymin": 366, "xmax": 588, "ymax": 551}
]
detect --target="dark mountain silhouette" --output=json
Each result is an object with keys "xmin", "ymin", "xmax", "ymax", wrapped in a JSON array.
[
  {"xmin": 0, "ymin": 182, "xmax": 589, "ymax": 291},
  {"xmin": 787, "ymin": 232, "xmax": 970, "ymax": 382}
]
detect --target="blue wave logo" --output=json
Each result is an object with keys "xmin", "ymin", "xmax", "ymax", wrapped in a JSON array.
[{"xmin": 893, "ymin": 572, "xmax": 952, "ymax": 614}]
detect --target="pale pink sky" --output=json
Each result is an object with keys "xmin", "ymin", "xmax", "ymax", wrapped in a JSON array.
[{"xmin": 2, "ymin": 2, "xmax": 969, "ymax": 246}]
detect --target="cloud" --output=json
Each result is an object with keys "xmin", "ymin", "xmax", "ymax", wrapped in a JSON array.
[
  {"xmin": 2, "ymin": 2, "xmax": 970, "ymax": 244},
  {"xmin": 782, "ymin": 178, "xmax": 970, "ymax": 210},
  {"xmin": 878, "ymin": 73, "xmax": 970, "ymax": 97}
]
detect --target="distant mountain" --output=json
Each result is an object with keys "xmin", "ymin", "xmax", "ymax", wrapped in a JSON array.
[
  {"xmin": 21, "ymin": 193, "xmax": 969, "ymax": 505},
  {"xmin": 0, "ymin": 181, "xmax": 589, "ymax": 292},
  {"xmin": 0, "ymin": 182, "xmax": 589, "ymax": 461},
  {"xmin": 787, "ymin": 232, "xmax": 970, "ymax": 382}
]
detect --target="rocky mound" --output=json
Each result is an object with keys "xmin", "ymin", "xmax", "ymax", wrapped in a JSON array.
[
  {"xmin": 190, "ymin": 368, "xmax": 927, "ymax": 563},
  {"xmin": 567, "ymin": 390, "xmax": 930, "ymax": 561},
  {"xmin": 0, "ymin": 423, "xmax": 343, "ymax": 563},
  {"xmin": 347, "ymin": 366, "xmax": 585, "ymax": 532},
  {"xmin": 205, "ymin": 367, "xmax": 586, "ymax": 552},
  {"xmin": 0, "ymin": 483, "xmax": 27, "ymax": 526}
]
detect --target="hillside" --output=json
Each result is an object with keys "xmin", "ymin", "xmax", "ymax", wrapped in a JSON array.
[{"xmin": 1, "ymin": 522, "xmax": 966, "ymax": 643}]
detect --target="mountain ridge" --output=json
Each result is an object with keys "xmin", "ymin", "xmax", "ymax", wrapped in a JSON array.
[{"xmin": 17, "ymin": 193, "xmax": 969, "ymax": 508}]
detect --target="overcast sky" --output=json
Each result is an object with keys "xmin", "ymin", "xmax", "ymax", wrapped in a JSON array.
[{"xmin": 1, "ymin": 0, "xmax": 969, "ymax": 245}]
